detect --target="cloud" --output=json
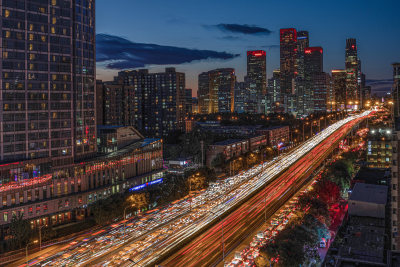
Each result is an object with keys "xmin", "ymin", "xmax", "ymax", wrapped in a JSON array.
[
  {"xmin": 205, "ymin": 24, "xmax": 272, "ymax": 35},
  {"xmin": 96, "ymin": 33, "xmax": 239, "ymax": 70},
  {"xmin": 219, "ymin": 35, "xmax": 242, "ymax": 41},
  {"xmin": 366, "ymin": 79, "xmax": 392, "ymax": 96}
]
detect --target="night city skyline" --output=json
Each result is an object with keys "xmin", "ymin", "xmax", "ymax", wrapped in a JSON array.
[
  {"xmin": 96, "ymin": 0, "xmax": 400, "ymax": 96},
  {"xmin": 1, "ymin": 0, "xmax": 399, "ymax": 266}
]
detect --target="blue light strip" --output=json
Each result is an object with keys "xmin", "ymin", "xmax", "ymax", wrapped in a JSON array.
[{"xmin": 129, "ymin": 178, "xmax": 163, "ymax": 192}]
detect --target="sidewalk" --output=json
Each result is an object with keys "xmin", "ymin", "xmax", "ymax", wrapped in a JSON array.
[{"xmin": 318, "ymin": 202, "xmax": 348, "ymax": 263}]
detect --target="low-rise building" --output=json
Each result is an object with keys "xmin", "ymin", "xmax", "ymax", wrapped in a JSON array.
[
  {"xmin": 206, "ymin": 134, "xmax": 268, "ymax": 167},
  {"xmin": 366, "ymin": 128, "xmax": 392, "ymax": 168},
  {"xmin": 348, "ymin": 183, "xmax": 388, "ymax": 219},
  {"xmin": 0, "ymin": 134, "xmax": 164, "ymax": 232},
  {"xmin": 206, "ymin": 139, "xmax": 249, "ymax": 167},
  {"xmin": 256, "ymin": 125, "xmax": 290, "ymax": 147}
]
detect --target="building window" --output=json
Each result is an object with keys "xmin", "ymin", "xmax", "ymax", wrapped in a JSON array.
[{"xmin": 3, "ymin": 212, "xmax": 8, "ymax": 222}]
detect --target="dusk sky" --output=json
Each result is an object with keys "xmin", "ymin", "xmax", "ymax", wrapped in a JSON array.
[{"xmin": 96, "ymin": 0, "xmax": 400, "ymax": 96}]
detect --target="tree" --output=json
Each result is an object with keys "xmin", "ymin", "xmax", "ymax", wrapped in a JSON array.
[
  {"xmin": 91, "ymin": 193, "xmax": 125, "ymax": 225},
  {"xmin": 8, "ymin": 213, "xmax": 33, "ymax": 250},
  {"xmin": 211, "ymin": 153, "xmax": 226, "ymax": 168},
  {"xmin": 314, "ymin": 179, "xmax": 341, "ymax": 206}
]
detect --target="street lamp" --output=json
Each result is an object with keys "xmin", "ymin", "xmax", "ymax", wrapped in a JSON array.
[
  {"xmin": 26, "ymin": 240, "xmax": 38, "ymax": 265},
  {"xmin": 38, "ymin": 224, "xmax": 45, "ymax": 251}
]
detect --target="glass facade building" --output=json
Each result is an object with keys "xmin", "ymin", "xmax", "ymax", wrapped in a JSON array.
[{"xmin": 0, "ymin": 0, "xmax": 96, "ymax": 171}]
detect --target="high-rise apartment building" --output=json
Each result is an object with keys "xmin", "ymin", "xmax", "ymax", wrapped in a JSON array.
[
  {"xmin": 393, "ymin": 63, "xmax": 400, "ymax": 117},
  {"xmin": 198, "ymin": 68, "xmax": 235, "ymax": 114},
  {"xmin": 0, "ymin": 0, "xmax": 96, "ymax": 171},
  {"xmin": 247, "ymin": 50, "xmax": 267, "ymax": 113},
  {"xmin": 280, "ymin": 29, "xmax": 297, "ymax": 101},
  {"xmin": 345, "ymin": 38, "xmax": 360, "ymax": 109},
  {"xmin": 391, "ymin": 63, "xmax": 400, "ymax": 250},
  {"xmin": 312, "ymin": 72, "xmax": 331, "ymax": 112},
  {"xmin": 96, "ymin": 81, "xmax": 134, "ymax": 126},
  {"xmin": 234, "ymin": 81, "xmax": 247, "ymax": 113},
  {"xmin": 0, "ymin": 0, "xmax": 165, "ymax": 234},
  {"xmin": 185, "ymin": 89, "xmax": 193, "ymax": 115},
  {"xmin": 332, "ymin": 70, "xmax": 347, "ymax": 111},
  {"xmin": 117, "ymin": 68, "xmax": 185, "ymax": 137}
]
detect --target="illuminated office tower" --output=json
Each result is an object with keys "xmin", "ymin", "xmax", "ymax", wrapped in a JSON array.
[
  {"xmin": 331, "ymin": 70, "xmax": 347, "ymax": 111},
  {"xmin": 345, "ymin": 38, "xmax": 360, "ymax": 109},
  {"xmin": 247, "ymin": 50, "xmax": 267, "ymax": 113},
  {"xmin": 304, "ymin": 47, "xmax": 323, "ymax": 114},
  {"xmin": 280, "ymin": 28, "xmax": 297, "ymax": 112}
]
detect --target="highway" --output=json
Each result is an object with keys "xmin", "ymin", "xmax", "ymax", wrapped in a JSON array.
[
  {"xmin": 19, "ymin": 111, "xmax": 370, "ymax": 267},
  {"xmin": 162, "ymin": 114, "xmax": 365, "ymax": 267}
]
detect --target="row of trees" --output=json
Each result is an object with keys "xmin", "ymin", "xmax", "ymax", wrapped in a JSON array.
[
  {"xmin": 212, "ymin": 146, "xmax": 276, "ymax": 175},
  {"xmin": 91, "ymin": 166, "xmax": 217, "ymax": 225},
  {"xmin": 260, "ymin": 149, "xmax": 361, "ymax": 266}
]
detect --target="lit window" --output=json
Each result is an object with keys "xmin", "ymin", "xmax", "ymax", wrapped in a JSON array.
[
  {"xmin": 4, "ymin": 10, "xmax": 10, "ymax": 18},
  {"xmin": 29, "ymin": 24, "xmax": 34, "ymax": 31},
  {"xmin": 51, "ymin": 27, "xmax": 55, "ymax": 34},
  {"xmin": 52, "ymin": 0, "xmax": 57, "ymax": 5},
  {"xmin": 29, "ymin": 34, "xmax": 34, "ymax": 41},
  {"xmin": 52, "ymin": 18, "xmax": 57, "ymax": 24},
  {"xmin": 5, "ymin": 31, "xmax": 10, "ymax": 38}
]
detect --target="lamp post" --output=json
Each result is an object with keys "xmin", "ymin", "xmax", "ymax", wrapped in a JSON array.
[
  {"xmin": 26, "ymin": 240, "xmax": 38, "ymax": 265},
  {"xmin": 38, "ymin": 224, "xmax": 45, "ymax": 251}
]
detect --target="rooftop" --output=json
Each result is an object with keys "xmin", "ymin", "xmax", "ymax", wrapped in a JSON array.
[
  {"xmin": 213, "ymin": 139, "xmax": 245, "ymax": 146},
  {"xmin": 349, "ymin": 183, "xmax": 388, "ymax": 205}
]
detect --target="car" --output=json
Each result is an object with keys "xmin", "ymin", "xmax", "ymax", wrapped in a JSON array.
[{"xmin": 319, "ymin": 238, "xmax": 327, "ymax": 248}]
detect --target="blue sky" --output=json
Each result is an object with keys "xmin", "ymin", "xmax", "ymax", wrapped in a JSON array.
[{"xmin": 96, "ymin": 0, "xmax": 400, "ymax": 95}]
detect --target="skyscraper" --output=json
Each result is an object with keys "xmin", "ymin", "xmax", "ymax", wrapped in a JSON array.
[
  {"xmin": 295, "ymin": 31, "xmax": 309, "ymax": 116},
  {"xmin": 312, "ymin": 72, "xmax": 331, "ymax": 112},
  {"xmin": 0, "ymin": 0, "xmax": 96, "ymax": 169},
  {"xmin": 331, "ymin": 70, "xmax": 347, "ymax": 111},
  {"xmin": 296, "ymin": 31, "xmax": 309, "ymax": 79},
  {"xmin": 393, "ymin": 63, "xmax": 400, "ymax": 117},
  {"xmin": 234, "ymin": 81, "xmax": 247, "ymax": 113},
  {"xmin": 198, "ymin": 68, "xmax": 236, "ymax": 114},
  {"xmin": 391, "ymin": 63, "xmax": 400, "ymax": 250},
  {"xmin": 185, "ymin": 89, "xmax": 193, "ymax": 115},
  {"xmin": 117, "ymin": 68, "xmax": 185, "ymax": 137},
  {"xmin": 304, "ymin": 47, "xmax": 323, "ymax": 114},
  {"xmin": 280, "ymin": 28, "xmax": 297, "ymax": 113},
  {"xmin": 345, "ymin": 38, "xmax": 360, "ymax": 109},
  {"xmin": 266, "ymin": 70, "xmax": 282, "ymax": 113},
  {"xmin": 247, "ymin": 50, "xmax": 267, "ymax": 113}
]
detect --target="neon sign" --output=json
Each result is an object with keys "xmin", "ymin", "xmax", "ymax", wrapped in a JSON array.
[{"xmin": 129, "ymin": 178, "xmax": 163, "ymax": 192}]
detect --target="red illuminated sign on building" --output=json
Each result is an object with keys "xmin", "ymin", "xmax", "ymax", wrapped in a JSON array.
[
  {"xmin": 247, "ymin": 50, "xmax": 266, "ymax": 57},
  {"xmin": 304, "ymin": 47, "xmax": 323, "ymax": 54}
]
